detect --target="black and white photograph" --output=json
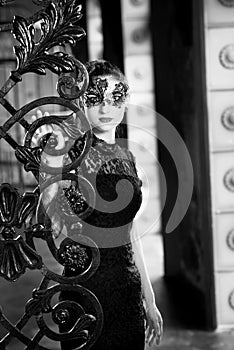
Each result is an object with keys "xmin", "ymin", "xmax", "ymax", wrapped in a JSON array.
[{"xmin": 0, "ymin": 0, "xmax": 234, "ymax": 349}]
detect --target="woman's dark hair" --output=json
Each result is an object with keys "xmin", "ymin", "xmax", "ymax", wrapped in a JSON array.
[{"xmin": 85, "ymin": 60, "xmax": 128, "ymax": 86}]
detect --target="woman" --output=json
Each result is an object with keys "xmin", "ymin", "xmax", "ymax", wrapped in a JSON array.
[{"xmin": 37, "ymin": 60, "xmax": 163, "ymax": 349}]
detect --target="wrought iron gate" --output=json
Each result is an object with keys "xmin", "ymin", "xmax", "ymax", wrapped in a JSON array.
[{"xmin": 0, "ymin": 0, "xmax": 103, "ymax": 348}]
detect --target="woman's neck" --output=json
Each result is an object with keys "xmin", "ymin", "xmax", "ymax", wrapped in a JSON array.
[{"xmin": 93, "ymin": 128, "xmax": 116, "ymax": 144}]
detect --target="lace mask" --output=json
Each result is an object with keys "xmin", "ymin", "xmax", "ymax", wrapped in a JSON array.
[{"xmin": 84, "ymin": 77, "xmax": 129, "ymax": 108}]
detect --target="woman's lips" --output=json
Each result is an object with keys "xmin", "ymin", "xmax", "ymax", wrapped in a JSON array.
[{"xmin": 99, "ymin": 118, "xmax": 113, "ymax": 123}]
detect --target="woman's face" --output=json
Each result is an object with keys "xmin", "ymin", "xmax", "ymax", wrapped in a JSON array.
[{"xmin": 84, "ymin": 75, "xmax": 129, "ymax": 133}]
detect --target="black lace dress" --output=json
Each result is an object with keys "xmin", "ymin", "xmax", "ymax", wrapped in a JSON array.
[{"xmin": 59, "ymin": 136, "xmax": 146, "ymax": 350}]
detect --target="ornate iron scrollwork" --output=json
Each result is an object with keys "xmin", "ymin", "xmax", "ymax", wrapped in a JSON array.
[{"xmin": 0, "ymin": 0, "xmax": 103, "ymax": 349}]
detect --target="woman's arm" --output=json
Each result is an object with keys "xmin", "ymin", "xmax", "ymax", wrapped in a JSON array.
[
  {"xmin": 35, "ymin": 146, "xmax": 65, "ymax": 238},
  {"xmin": 31, "ymin": 111, "xmax": 68, "ymax": 237},
  {"xmin": 131, "ymin": 221, "xmax": 163, "ymax": 346},
  {"xmin": 131, "ymin": 222, "xmax": 156, "ymax": 305}
]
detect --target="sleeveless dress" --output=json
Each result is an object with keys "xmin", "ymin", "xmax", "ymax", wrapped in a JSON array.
[{"xmin": 59, "ymin": 135, "xmax": 146, "ymax": 350}]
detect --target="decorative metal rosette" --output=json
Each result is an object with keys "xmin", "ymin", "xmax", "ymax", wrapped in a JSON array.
[
  {"xmin": 228, "ymin": 289, "xmax": 234, "ymax": 310},
  {"xmin": 219, "ymin": 44, "xmax": 234, "ymax": 70},
  {"xmin": 57, "ymin": 238, "xmax": 90, "ymax": 271},
  {"xmin": 221, "ymin": 106, "xmax": 234, "ymax": 131},
  {"xmin": 132, "ymin": 27, "xmax": 148, "ymax": 44},
  {"xmin": 223, "ymin": 168, "xmax": 234, "ymax": 192},
  {"xmin": 226, "ymin": 229, "xmax": 234, "ymax": 251},
  {"xmin": 14, "ymin": 96, "xmax": 93, "ymax": 176},
  {"xmin": 25, "ymin": 224, "xmax": 100, "ymax": 285}
]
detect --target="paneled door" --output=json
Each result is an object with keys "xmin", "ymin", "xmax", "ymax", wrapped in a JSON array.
[{"xmin": 151, "ymin": 0, "xmax": 216, "ymax": 330}]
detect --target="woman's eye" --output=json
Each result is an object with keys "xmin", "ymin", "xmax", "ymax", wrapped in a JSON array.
[
  {"xmin": 113, "ymin": 93, "xmax": 124, "ymax": 101},
  {"xmin": 85, "ymin": 94, "xmax": 101, "ymax": 105},
  {"xmin": 86, "ymin": 94, "xmax": 99, "ymax": 100}
]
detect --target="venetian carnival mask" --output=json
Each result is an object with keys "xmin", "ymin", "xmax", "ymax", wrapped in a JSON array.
[{"xmin": 84, "ymin": 77, "xmax": 129, "ymax": 109}]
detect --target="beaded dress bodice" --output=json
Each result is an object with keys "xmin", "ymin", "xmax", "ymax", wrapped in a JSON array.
[{"xmin": 59, "ymin": 134, "xmax": 143, "ymax": 248}]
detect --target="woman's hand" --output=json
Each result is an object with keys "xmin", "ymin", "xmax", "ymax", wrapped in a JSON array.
[
  {"xmin": 145, "ymin": 303, "xmax": 163, "ymax": 347},
  {"xmin": 31, "ymin": 110, "xmax": 66, "ymax": 237},
  {"xmin": 31, "ymin": 109, "xmax": 68, "ymax": 167},
  {"xmin": 31, "ymin": 109, "xmax": 51, "ymax": 147}
]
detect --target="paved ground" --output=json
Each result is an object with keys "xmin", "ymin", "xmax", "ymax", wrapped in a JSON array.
[{"xmin": 1, "ymin": 233, "xmax": 234, "ymax": 349}]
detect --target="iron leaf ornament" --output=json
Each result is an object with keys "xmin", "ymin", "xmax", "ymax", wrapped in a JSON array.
[
  {"xmin": 15, "ymin": 145, "xmax": 43, "ymax": 173},
  {"xmin": 11, "ymin": 0, "xmax": 85, "ymax": 80},
  {"xmin": 0, "ymin": 184, "xmax": 42, "ymax": 281}
]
